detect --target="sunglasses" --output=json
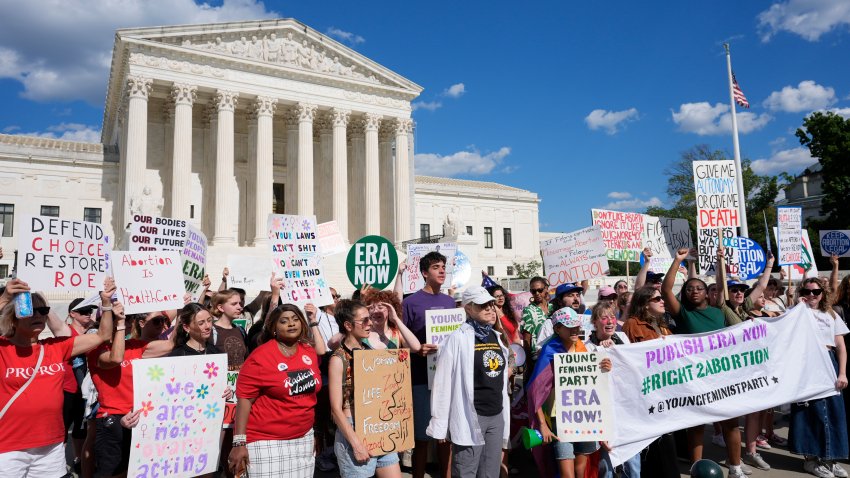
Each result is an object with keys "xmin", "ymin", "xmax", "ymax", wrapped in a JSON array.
[
  {"xmin": 353, "ymin": 317, "xmax": 372, "ymax": 326},
  {"xmin": 332, "ymin": 294, "xmax": 341, "ymax": 300},
  {"xmin": 730, "ymin": 288, "xmax": 747, "ymax": 294},
  {"xmin": 800, "ymin": 289, "xmax": 823, "ymax": 297},
  {"xmin": 33, "ymin": 306, "xmax": 51, "ymax": 316},
  {"xmin": 75, "ymin": 308, "xmax": 96, "ymax": 316},
  {"xmin": 530, "ymin": 288, "xmax": 547, "ymax": 294},
  {"xmin": 685, "ymin": 287, "xmax": 706, "ymax": 293},
  {"xmin": 599, "ymin": 294, "xmax": 618, "ymax": 301},
  {"xmin": 649, "ymin": 296, "xmax": 664, "ymax": 303}
]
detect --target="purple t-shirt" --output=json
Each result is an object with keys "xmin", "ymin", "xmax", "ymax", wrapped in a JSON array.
[{"xmin": 402, "ymin": 289, "xmax": 456, "ymax": 385}]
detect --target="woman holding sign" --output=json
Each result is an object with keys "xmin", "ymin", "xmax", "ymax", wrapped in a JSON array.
[{"xmin": 0, "ymin": 278, "xmax": 114, "ymax": 477}]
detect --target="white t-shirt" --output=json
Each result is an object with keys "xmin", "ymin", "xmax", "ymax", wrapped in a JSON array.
[
  {"xmin": 764, "ymin": 297, "xmax": 787, "ymax": 314},
  {"xmin": 585, "ymin": 332, "xmax": 631, "ymax": 352},
  {"xmin": 809, "ymin": 307, "xmax": 850, "ymax": 347}
]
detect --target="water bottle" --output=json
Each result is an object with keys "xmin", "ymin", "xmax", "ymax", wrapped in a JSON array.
[{"xmin": 14, "ymin": 291, "xmax": 33, "ymax": 319}]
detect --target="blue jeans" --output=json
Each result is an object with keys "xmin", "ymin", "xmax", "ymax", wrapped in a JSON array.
[{"xmin": 598, "ymin": 447, "xmax": 641, "ymax": 478}]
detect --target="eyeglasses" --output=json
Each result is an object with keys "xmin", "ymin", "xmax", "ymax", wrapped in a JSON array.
[
  {"xmin": 800, "ymin": 289, "xmax": 823, "ymax": 297},
  {"xmin": 353, "ymin": 318, "xmax": 372, "ymax": 326},
  {"xmin": 530, "ymin": 288, "xmax": 547, "ymax": 294},
  {"xmin": 34, "ymin": 306, "xmax": 51, "ymax": 316},
  {"xmin": 649, "ymin": 296, "xmax": 664, "ymax": 303},
  {"xmin": 685, "ymin": 287, "xmax": 706, "ymax": 293},
  {"xmin": 332, "ymin": 294, "xmax": 341, "ymax": 300}
]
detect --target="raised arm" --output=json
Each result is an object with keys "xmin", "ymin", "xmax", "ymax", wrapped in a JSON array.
[
  {"xmin": 303, "ymin": 303, "xmax": 327, "ymax": 356},
  {"xmin": 635, "ymin": 247, "xmax": 652, "ymax": 290},
  {"xmin": 749, "ymin": 252, "xmax": 776, "ymax": 301},
  {"xmin": 393, "ymin": 260, "xmax": 406, "ymax": 302},
  {"xmin": 99, "ymin": 301, "xmax": 127, "ymax": 369},
  {"xmin": 830, "ymin": 254, "xmax": 840, "ymax": 293},
  {"xmin": 71, "ymin": 278, "xmax": 117, "ymax": 356},
  {"xmin": 662, "ymin": 248, "xmax": 689, "ymax": 317},
  {"xmin": 716, "ymin": 244, "xmax": 728, "ymax": 307},
  {"xmin": 219, "ymin": 267, "xmax": 229, "ymax": 292},
  {"xmin": 384, "ymin": 302, "xmax": 421, "ymax": 353}
]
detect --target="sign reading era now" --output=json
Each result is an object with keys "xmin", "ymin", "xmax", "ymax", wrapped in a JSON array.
[
  {"xmin": 112, "ymin": 251, "xmax": 185, "ymax": 314},
  {"xmin": 346, "ymin": 235, "xmax": 398, "ymax": 290}
]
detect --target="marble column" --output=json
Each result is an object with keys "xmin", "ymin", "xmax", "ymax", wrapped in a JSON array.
[
  {"xmin": 212, "ymin": 90, "xmax": 239, "ymax": 245},
  {"xmin": 296, "ymin": 103, "xmax": 317, "ymax": 216},
  {"xmin": 122, "ymin": 75, "xmax": 152, "ymax": 228},
  {"xmin": 253, "ymin": 96, "xmax": 277, "ymax": 245},
  {"xmin": 170, "ymin": 83, "xmax": 196, "ymax": 221},
  {"xmin": 347, "ymin": 119, "xmax": 365, "ymax": 239},
  {"xmin": 394, "ymin": 118, "xmax": 413, "ymax": 242},
  {"xmin": 285, "ymin": 109, "xmax": 299, "ymax": 214},
  {"xmin": 364, "ymin": 113, "xmax": 381, "ymax": 235},
  {"xmin": 318, "ymin": 115, "xmax": 333, "ymax": 222},
  {"xmin": 331, "ymin": 108, "xmax": 350, "ymax": 240},
  {"xmin": 379, "ymin": 124, "xmax": 395, "ymax": 240}
]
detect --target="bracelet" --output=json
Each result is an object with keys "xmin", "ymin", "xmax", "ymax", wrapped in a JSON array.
[
  {"xmin": 116, "ymin": 326, "xmax": 126, "ymax": 331},
  {"xmin": 232, "ymin": 442, "xmax": 247, "ymax": 447},
  {"xmin": 101, "ymin": 306, "xmax": 113, "ymax": 312},
  {"xmin": 309, "ymin": 322, "xmax": 319, "ymax": 327},
  {"xmin": 233, "ymin": 434, "xmax": 247, "ymax": 442}
]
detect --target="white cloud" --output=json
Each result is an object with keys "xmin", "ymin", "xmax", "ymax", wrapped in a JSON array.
[
  {"xmin": 601, "ymin": 197, "xmax": 663, "ymax": 212},
  {"xmin": 325, "ymin": 27, "xmax": 365, "ymax": 45},
  {"xmin": 607, "ymin": 191, "xmax": 632, "ymax": 199},
  {"xmin": 443, "ymin": 83, "xmax": 465, "ymax": 98},
  {"xmin": 584, "ymin": 108, "xmax": 639, "ymax": 134},
  {"xmin": 0, "ymin": 0, "xmax": 278, "ymax": 104},
  {"xmin": 827, "ymin": 107, "xmax": 850, "ymax": 118},
  {"xmin": 751, "ymin": 147, "xmax": 817, "ymax": 175},
  {"xmin": 763, "ymin": 80, "xmax": 836, "ymax": 112},
  {"xmin": 758, "ymin": 0, "xmax": 850, "ymax": 41},
  {"xmin": 414, "ymin": 147, "xmax": 511, "ymax": 177},
  {"xmin": 19, "ymin": 123, "xmax": 102, "ymax": 143},
  {"xmin": 412, "ymin": 101, "xmax": 442, "ymax": 112},
  {"xmin": 2, "ymin": 125, "xmax": 20, "ymax": 133},
  {"xmin": 671, "ymin": 102, "xmax": 772, "ymax": 135}
]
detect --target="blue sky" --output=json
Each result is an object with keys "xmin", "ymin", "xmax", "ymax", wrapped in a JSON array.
[{"xmin": 1, "ymin": 0, "xmax": 848, "ymax": 234}]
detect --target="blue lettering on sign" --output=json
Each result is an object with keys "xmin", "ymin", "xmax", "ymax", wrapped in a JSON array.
[
  {"xmin": 822, "ymin": 231, "xmax": 850, "ymax": 256},
  {"xmin": 722, "ymin": 236, "xmax": 766, "ymax": 280}
]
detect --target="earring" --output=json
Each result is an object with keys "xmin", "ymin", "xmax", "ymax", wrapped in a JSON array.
[{"xmin": 274, "ymin": 331, "xmax": 277, "ymax": 337}]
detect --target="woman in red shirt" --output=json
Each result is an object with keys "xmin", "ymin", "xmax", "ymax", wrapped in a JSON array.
[
  {"xmin": 228, "ymin": 304, "xmax": 322, "ymax": 478},
  {"xmin": 0, "ymin": 278, "xmax": 115, "ymax": 477},
  {"xmin": 487, "ymin": 285, "xmax": 520, "ymax": 344}
]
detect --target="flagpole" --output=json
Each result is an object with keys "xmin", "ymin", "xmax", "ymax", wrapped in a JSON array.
[{"xmin": 724, "ymin": 43, "xmax": 749, "ymax": 238}]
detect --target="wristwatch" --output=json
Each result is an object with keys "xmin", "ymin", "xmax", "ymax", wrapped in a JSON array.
[{"xmin": 309, "ymin": 321, "xmax": 319, "ymax": 327}]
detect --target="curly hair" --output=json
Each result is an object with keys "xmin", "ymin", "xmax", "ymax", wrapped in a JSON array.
[
  {"xmin": 361, "ymin": 289, "xmax": 402, "ymax": 318},
  {"xmin": 797, "ymin": 277, "xmax": 835, "ymax": 315},
  {"xmin": 486, "ymin": 285, "xmax": 517, "ymax": 326},
  {"xmin": 259, "ymin": 304, "xmax": 310, "ymax": 345}
]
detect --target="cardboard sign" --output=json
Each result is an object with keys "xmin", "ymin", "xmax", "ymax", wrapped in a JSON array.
[
  {"xmin": 820, "ymin": 230, "xmax": 850, "ymax": 257},
  {"xmin": 642, "ymin": 216, "xmax": 692, "ymax": 273},
  {"xmin": 777, "ymin": 206, "xmax": 803, "ymax": 266},
  {"xmin": 773, "ymin": 227, "xmax": 818, "ymax": 280},
  {"xmin": 181, "ymin": 225, "xmax": 207, "ymax": 301},
  {"xmin": 352, "ymin": 349, "xmax": 414, "ymax": 456},
  {"xmin": 402, "ymin": 243, "xmax": 458, "ymax": 293},
  {"xmin": 591, "ymin": 209, "xmax": 643, "ymax": 262},
  {"xmin": 697, "ymin": 227, "xmax": 738, "ymax": 276},
  {"xmin": 128, "ymin": 215, "xmax": 187, "ymax": 251},
  {"xmin": 424, "ymin": 308, "xmax": 466, "ymax": 389},
  {"xmin": 540, "ymin": 225, "xmax": 609, "ymax": 289},
  {"xmin": 553, "ymin": 352, "xmax": 613, "ymax": 441},
  {"xmin": 226, "ymin": 255, "xmax": 272, "ymax": 293},
  {"xmin": 112, "ymin": 251, "xmax": 185, "ymax": 314},
  {"xmin": 130, "ymin": 355, "xmax": 227, "ymax": 478},
  {"xmin": 693, "ymin": 160, "xmax": 740, "ymax": 230},
  {"xmin": 267, "ymin": 214, "xmax": 332, "ymax": 307},
  {"xmin": 17, "ymin": 215, "xmax": 110, "ymax": 291},
  {"xmin": 723, "ymin": 236, "xmax": 766, "ymax": 280},
  {"xmin": 318, "ymin": 221, "xmax": 348, "ymax": 256},
  {"xmin": 346, "ymin": 235, "xmax": 399, "ymax": 290}
]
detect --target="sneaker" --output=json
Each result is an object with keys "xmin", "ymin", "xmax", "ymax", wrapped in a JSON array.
[
  {"xmin": 713, "ymin": 433, "xmax": 727, "ymax": 447},
  {"xmin": 831, "ymin": 462, "xmax": 849, "ymax": 478},
  {"xmin": 755, "ymin": 434, "xmax": 772, "ymax": 449},
  {"xmin": 768, "ymin": 433, "xmax": 788, "ymax": 447},
  {"xmin": 721, "ymin": 460, "xmax": 752, "ymax": 475},
  {"xmin": 728, "ymin": 468, "xmax": 747, "ymax": 478},
  {"xmin": 803, "ymin": 459, "xmax": 835, "ymax": 478},
  {"xmin": 743, "ymin": 452, "xmax": 771, "ymax": 470}
]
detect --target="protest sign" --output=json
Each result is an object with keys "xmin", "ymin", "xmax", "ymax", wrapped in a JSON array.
[
  {"xmin": 820, "ymin": 230, "xmax": 850, "ymax": 258},
  {"xmin": 772, "ymin": 227, "xmax": 818, "ymax": 280},
  {"xmin": 451, "ymin": 250, "xmax": 472, "ymax": 289},
  {"xmin": 402, "ymin": 243, "xmax": 457, "ymax": 293},
  {"xmin": 642, "ymin": 216, "xmax": 692, "ymax": 273},
  {"xmin": 693, "ymin": 160, "xmax": 740, "ymax": 230},
  {"xmin": 267, "ymin": 214, "xmax": 332, "ymax": 307},
  {"xmin": 722, "ymin": 236, "xmax": 766, "ymax": 280},
  {"xmin": 553, "ymin": 352, "xmax": 613, "ymax": 441},
  {"xmin": 509, "ymin": 292, "xmax": 532, "ymax": 320},
  {"xmin": 181, "ymin": 225, "xmax": 207, "ymax": 301},
  {"xmin": 591, "ymin": 209, "xmax": 643, "ymax": 262},
  {"xmin": 226, "ymin": 255, "xmax": 272, "ymax": 293},
  {"xmin": 17, "ymin": 215, "xmax": 109, "ymax": 291},
  {"xmin": 777, "ymin": 206, "xmax": 802, "ymax": 266},
  {"xmin": 540, "ymin": 225, "xmax": 609, "ymax": 289},
  {"xmin": 346, "ymin": 235, "xmax": 398, "ymax": 290},
  {"xmin": 128, "ymin": 215, "xmax": 187, "ymax": 251},
  {"xmin": 696, "ymin": 227, "xmax": 738, "ymax": 276},
  {"xmin": 425, "ymin": 308, "xmax": 466, "ymax": 389},
  {"xmin": 606, "ymin": 306, "xmax": 835, "ymax": 466},
  {"xmin": 130, "ymin": 355, "xmax": 227, "ymax": 478},
  {"xmin": 222, "ymin": 370, "xmax": 238, "ymax": 429},
  {"xmin": 318, "ymin": 220, "xmax": 348, "ymax": 256},
  {"xmin": 112, "ymin": 251, "xmax": 185, "ymax": 314},
  {"xmin": 352, "ymin": 349, "xmax": 414, "ymax": 456}
]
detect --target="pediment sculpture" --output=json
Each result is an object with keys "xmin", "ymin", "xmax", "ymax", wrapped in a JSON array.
[{"xmin": 129, "ymin": 186, "xmax": 164, "ymax": 216}]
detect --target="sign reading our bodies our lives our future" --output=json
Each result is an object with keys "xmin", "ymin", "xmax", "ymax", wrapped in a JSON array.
[
  {"xmin": 553, "ymin": 352, "xmax": 613, "ymax": 442},
  {"xmin": 820, "ymin": 230, "xmax": 850, "ymax": 257},
  {"xmin": 352, "ymin": 349, "xmax": 414, "ymax": 456},
  {"xmin": 112, "ymin": 251, "xmax": 185, "ymax": 315},
  {"xmin": 402, "ymin": 243, "xmax": 457, "ymax": 293},
  {"xmin": 128, "ymin": 215, "xmax": 187, "ymax": 251},
  {"xmin": 267, "ymin": 214, "xmax": 333, "ymax": 307},
  {"xmin": 424, "ymin": 308, "xmax": 466, "ymax": 389},
  {"xmin": 540, "ymin": 225, "xmax": 609, "ymax": 289},
  {"xmin": 16, "ymin": 215, "xmax": 110, "ymax": 291},
  {"xmin": 777, "ymin": 206, "xmax": 803, "ymax": 266},
  {"xmin": 130, "ymin": 355, "xmax": 227, "ymax": 478}
]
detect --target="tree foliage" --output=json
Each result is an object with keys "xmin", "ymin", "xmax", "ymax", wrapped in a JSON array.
[
  {"xmin": 511, "ymin": 260, "xmax": 542, "ymax": 279},
  {"xmin": 796, "ymin": 111, "xmax": 850, "ymax": 229}
]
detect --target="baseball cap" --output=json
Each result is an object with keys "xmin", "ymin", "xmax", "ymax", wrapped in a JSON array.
[
  {"xmin": 727, "ymin": 280, "xmax": 749, "ymax": 291},
  {"xmin": 462, "ymin": 286, "xmax": 496, "ymax": 306},
  {"xmin": 551, "ymin": 308, "xmax": 582, "ymax": 329},
  {"xmin": 555, "ymin": 283, "xmax": 583, "ymax": 297},
  {"xmin": 598, "ymin": 286, "xmax": 617, "ymax": 300},
  {"xmin": 647, "ymin": 272, "xmax": 665, "ymax": 283}
]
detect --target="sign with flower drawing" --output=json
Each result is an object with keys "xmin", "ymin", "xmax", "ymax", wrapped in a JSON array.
[
  {"xmin": 129, "ymin": 355, "xmax": 228, "ymax": 478},
  {"xmin": 267, "ymin": 213, "xmax": 333, "ymax": 307}
]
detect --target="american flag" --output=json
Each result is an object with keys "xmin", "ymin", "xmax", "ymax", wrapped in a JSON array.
[
  {"xmin": 481, "ymin": 271, "xmax": 498, "ymax": 288},
  {"xmin": 732, "ymin": 72, "xmax": 749, "ymax": 108}
]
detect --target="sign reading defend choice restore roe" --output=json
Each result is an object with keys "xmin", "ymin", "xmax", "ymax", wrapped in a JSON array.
[
  {"xmin": 17, "ymin": 215, "xmax": 110, "ymax": 291},
  {"xmin": 346, "ymin": 235, "xmax": 398, "ymax": 290},
  {"xmin": 424, "ymin": 308, "xmax": 466, "ymax": 389},
  {"xmin": 112, "ymin": 251, "xmax": 185, "ymax": 314}
]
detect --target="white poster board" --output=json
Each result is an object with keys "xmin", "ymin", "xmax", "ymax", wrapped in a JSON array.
[
  {"xmin": 591, "ymin": 209, "xmax": 643, "ymax": 262},
  {"xmin": 226, "ymin": 255, "xmax": 272, "ymax": 293},
  {"xmin": 642, "ymin": 216, "xmax": 692, "ymax": 273},
  {"xmin": 553, "ymin": 352, "xmax": 613, "ymax": 441},
  {"xmin": 267, "ymin": 214, "xmax": 332, "ymax": 307},
  {"xmin": 777, "ymin": 206, "xmax": 803, "ymax": 266},
  {"xmin": 112, "ymin": 251, "xmax": 185, "ymax": 314},
  {"xmin": 540, "ymin": 225, "xmax": 609, "ymax": 289},
  {"xmin": 425, "ymin": 308, "xmax": 466, "ymax": 389},
  {"xmin": 773, "ymin": 227, "xmax": 818, "ymax": 280},
  {"xmin": 128, "ymin": 215, "xmax": 187, "ymax": 251},
  {"xmin": 693, "ymin": 160, "xmax": 741, "ymax": 230},
  {"xmin": 318, "ymin": 221, "xmax": 348, "ymax": 257},
  {"xmin": 402, "ymin": 243, "xmax": 458, "ymax": 294}
]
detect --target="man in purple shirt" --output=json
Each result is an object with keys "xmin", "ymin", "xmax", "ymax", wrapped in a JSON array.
[{"xmin": 403, "ymin": 251, "xmax": 455, "ymax": 478}]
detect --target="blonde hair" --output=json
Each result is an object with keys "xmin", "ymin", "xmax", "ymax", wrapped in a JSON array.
[
  {"xmin": 0, "ymin": 293, "xmax": 47, "ymax": 338},
  {"xmin": 211, "ymin": 290, "xmax": 240, "ymax": 318},
  {"xmin": 591, "ymin": 301, "xmax": 619, "ymax": 325}
]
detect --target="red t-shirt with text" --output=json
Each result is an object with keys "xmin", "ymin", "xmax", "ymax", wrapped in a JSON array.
[
  {"xmin": 236, "ymin": 340, "xmax": 321, "ymax": 442},
  {"xmin": 0, "ymin": 336, "xmax": 74, "ymax": 453},
  {"xmin": 88, "ymin": 339, "xmax": 147, "ymax": 417}
]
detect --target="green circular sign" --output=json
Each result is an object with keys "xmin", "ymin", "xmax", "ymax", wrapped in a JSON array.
[{"xmin": 346, "ymin": 235, "xmax": 399, "ymax": 290}]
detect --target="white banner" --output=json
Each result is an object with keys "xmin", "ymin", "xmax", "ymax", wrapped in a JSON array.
[
  {"xmin": 553, "ymin": 352, "xmax": 613, "ymax": 442},
  {"xmin": 129, "ymin": 355, "xmax": 227, "ymax": 478},
  {"xmin": 541, "ymin": 225, "xmax": 609, "ymax": 288},
  {"xmin": 226, "ymin": 255, "xmax": 272, "ymax": 293},
  {"xmin": 820, "ymin": 230, "xmax": 850, "ymax": 258},
  {"xmin": 607, "ymin": 305, "xmax": 836, "ymax": 465},
  {"xmin": 777, "ymin": 206, "xmax": 803, "ymax": 266},
  {"xmin": 112, "ymin": 251, "xmax": 185, "ymax": 314},
  {"xmin": 402, "ymin": 243, "xmax": 457, "ymax": 294},
  {"xmin": 318, "ymin": 221, "xmax": 348, "ymax": 257},
  {"xmin": 425, "ymin": 308, "xmax": 466, "ymax": 389}
]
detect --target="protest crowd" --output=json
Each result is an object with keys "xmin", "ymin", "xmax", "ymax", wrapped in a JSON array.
[{"xmin": 2, "ymin": 207, "xmax": 850, "ymax": 478}]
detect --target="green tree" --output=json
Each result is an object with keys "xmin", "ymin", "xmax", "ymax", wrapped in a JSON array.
[
  {"xmin": 511, "ymin": 259, "xmax": 542, "ymax": 279},
  {"xmin": 796, "ymin": 111, "xmax": 850, "ymax": 228}
]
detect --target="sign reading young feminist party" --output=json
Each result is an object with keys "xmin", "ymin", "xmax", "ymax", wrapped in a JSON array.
[
  {"xmin": 226, "ymin": 255, "xmax": 272, "ymax": 293},
  {"xmin": 402, "ymin": 243, "xmax": 457, "ymax": 293},
  {"xmin": 424, "ymin": 308, "xmax": 466, "ymax": 389},
  {"xmin": 591, "ymin": 209, "xmax": 643, "ymax": 262},
  {"xmin": 772, "ymin": 227, "xmax": 818, "ymax": 280},
  {"xmin": 346, "ymin": 235, "xmax": 399, "ymax": 290},
  {"xmin": 17, "ymin": 215, "xmax": 110, "ymax": 291},
  {"xmin": 180, "ymin": 225, "xmax": 207, "ymax": 301},
  {"xmin": 777, "ymin": 206, "xmax": 803, "ymax": 266},
  {"xmin": 605, "ymin": 306, "xmax": 837, "ymax": 466},
  {"xmin": 722, "ymin": 236, "xmax": 766, "ymax": 280},
  {"xmin": 553, "ymin": 352, "xmax": 613, "ymax": 441},
  {"xmin": 540, "ymin": 225, "xmax": 609, "ymax": 289},
  {"xmin": 352, "ymin": 349, "xmax": 414, "ymax": 456},
  {"xmin": 128, "ymin": 215, "xmax": 187, "ymax": 251},
  {"xmin": 267, "ymin": 214, "xmax": 333, "ymax": 307},
  {"xmin": 642, "ymin": 216, "xmax": 692, "ymax": 273},
  {"xmin": 112, "ymin": 251, "xmax": 185, "ymax": 314},
  {"xmin": 130, "ymin": 355, "xmax": 227, "ymax": 478},
  {"xmin": 820, "ymin": 230, "xmax": 850, "ymax": 257}
]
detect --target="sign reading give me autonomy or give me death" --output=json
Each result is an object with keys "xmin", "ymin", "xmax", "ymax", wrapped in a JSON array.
[
  {"xmin": 591, "ymin": 209, "xmax": 643, "ymax": 262},
  {"xmin": 353, "ymin": 349, "xmax": 414, "ymax": 457},
  {"xmin": 267, "ymin": 214, "xmax": 332, "ymax": 307},
  {"xmin": 130, "ymin": 355, "xmax": 227, "ymax": 478},
  {"xmin": 17, "ymin": 215, "xmax": 110, "ymax": 292},
  {"xmin": 112, "ymin": 251, "xmax": 186, "ymax": 314},
  {"xmin": 553, "ymin": 352, "xmax": 613, "ymax": 442},
  {"xmin": 540, "ymin": 225, "xmax": 609, "ymax": 289},
  {"xmin": 777, "ymin": 206, "xmax": 803, "ymax": 266},
  {"xmin": 424, "ymin": 308, "xmax": 466, "ymax": 389}
]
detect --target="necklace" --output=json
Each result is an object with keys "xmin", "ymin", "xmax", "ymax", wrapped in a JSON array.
[
  {"xmin": 278, "ymin": 341, "xmax": 297, "ymax": 356},
  {"xmin": 188, "ymin": 341, "xmax": 206, "ymax": 354}
]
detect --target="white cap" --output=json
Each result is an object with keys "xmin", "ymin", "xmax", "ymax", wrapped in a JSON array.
[{"xmin": 462, "ymin": 286, "xmax": 495, "ymax": 306}]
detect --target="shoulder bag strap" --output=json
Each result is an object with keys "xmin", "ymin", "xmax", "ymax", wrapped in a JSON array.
[{"xmin": 0, "ymin": 343, "xmax": 45, "ymax": 421}]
